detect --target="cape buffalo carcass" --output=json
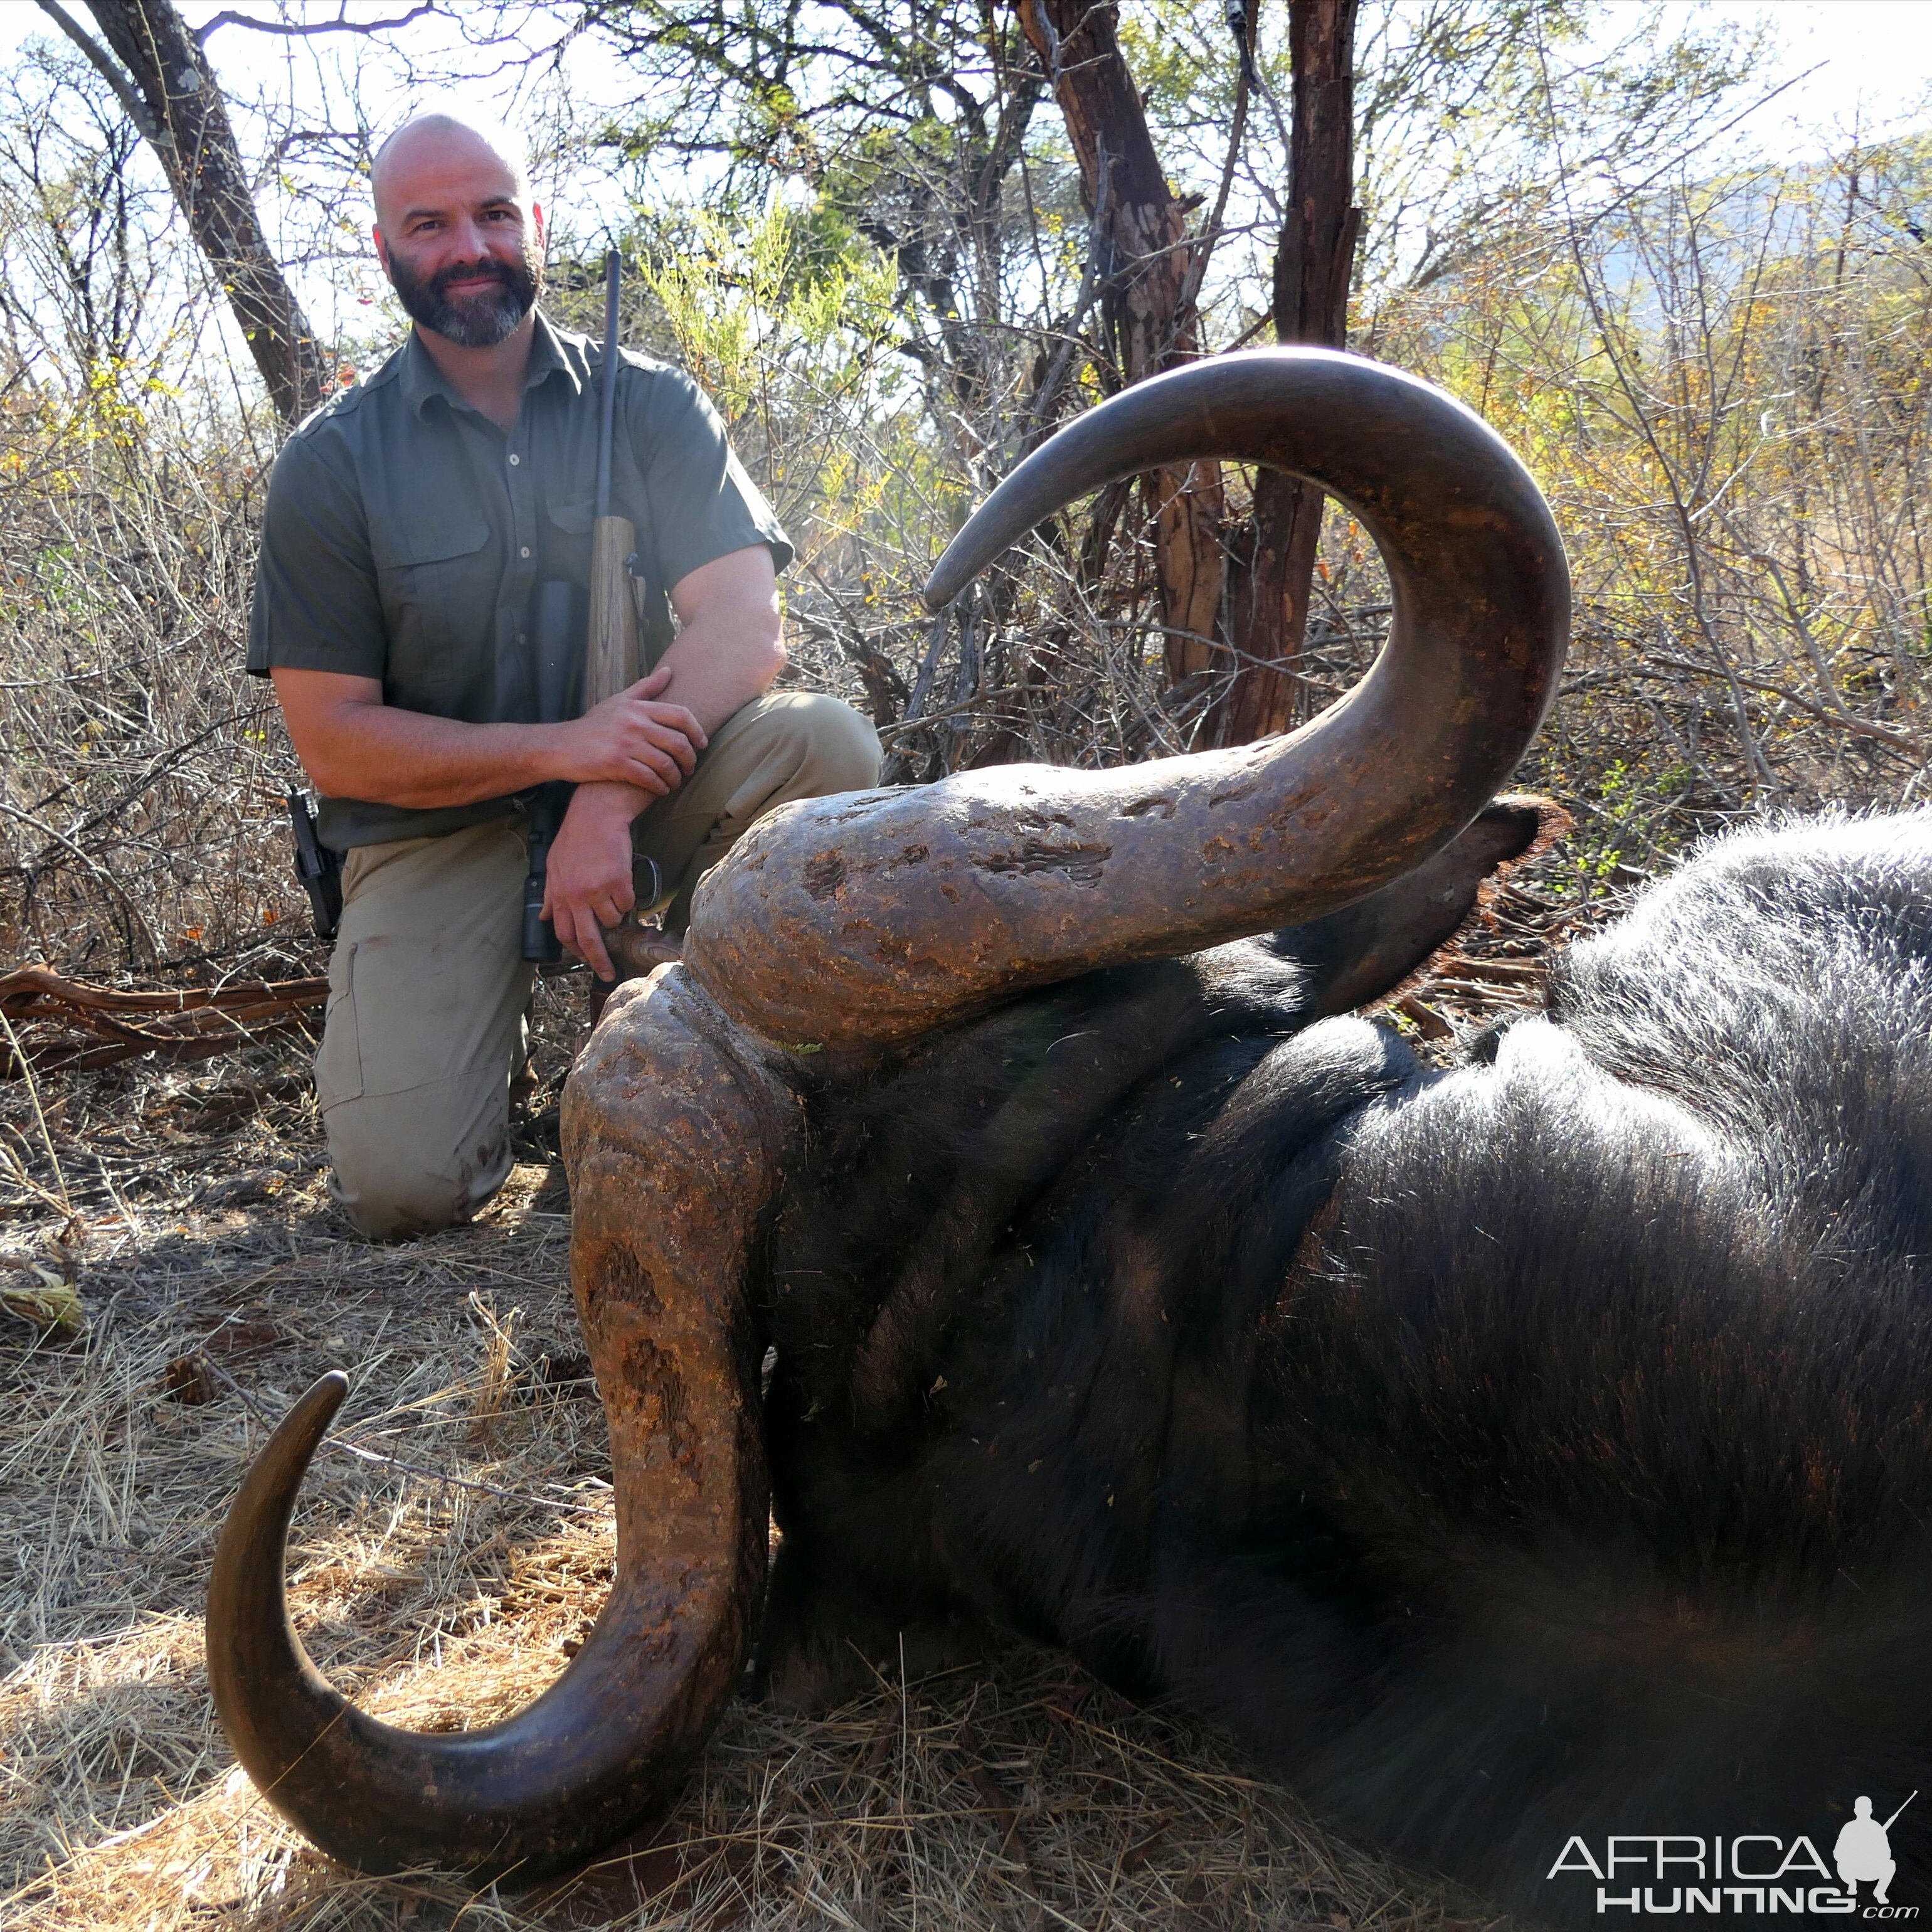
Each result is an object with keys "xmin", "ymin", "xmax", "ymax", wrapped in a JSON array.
[{"xmin": 206, "ymin": 351, "xmax": 1932, "ymax": 1923}]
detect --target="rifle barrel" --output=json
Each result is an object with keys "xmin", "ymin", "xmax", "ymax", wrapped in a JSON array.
[
  {"xmin": 1884, "ymin": 1792, "xmax": 1918, "ymax": 1830},
  {"xmin": 594, "ymin": 248, "xmax": 621, "ymax": 521}
]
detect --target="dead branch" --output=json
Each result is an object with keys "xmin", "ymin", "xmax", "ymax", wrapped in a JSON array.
[{"xmin": 0, "ymin": 965, "xmax": 327, "ymax": 1076}]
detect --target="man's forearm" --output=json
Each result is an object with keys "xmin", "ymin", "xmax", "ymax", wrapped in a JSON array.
[
  {"xmin": 537, "ymin": 618, "xmax": 776, "ymax": 825},
  {"xmin": 649, "ymin": 616, "xmax": 783, "ymax": 738},
  {"xmin": 563, "ymin": 592, "xmax": 786, "ymax": 829},
  {"xmin": 649, "ymin": 546, "xmax": 787, "ymax": 740},
  {"xmin": 274, "ymin": 551, "xmax": 782, "ymax": 815},
  {"xmin": 299, "ymin": 703, "xmax": 570, "ymax": 809},
  {"xmin": 272, "ymin": 665, "xmax": 704, "ymax": 809}
]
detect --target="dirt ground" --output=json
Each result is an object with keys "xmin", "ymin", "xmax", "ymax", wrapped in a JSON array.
[{"xmin": 0, "ymin": 871, "xmax": 1576, "ymax": 1931}]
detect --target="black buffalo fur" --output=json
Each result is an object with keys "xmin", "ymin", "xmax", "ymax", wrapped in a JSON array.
[{"xmin": 757, "ymin": 808, "xmax": 1932, "ymax": 1920}]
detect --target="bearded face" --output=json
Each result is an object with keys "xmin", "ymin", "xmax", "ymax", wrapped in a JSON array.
[{"xmin": 386, "ymin": 235, "xmax": 542, "ymax": 349}]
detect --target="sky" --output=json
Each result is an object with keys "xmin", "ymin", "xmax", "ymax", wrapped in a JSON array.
[
  {"xmin": 0, "ymin": 1, "xmax": 1926, "ymax": 361},
  {"xmin": 1642, "ymin": 1, "xmax": 1932, "ymax": 151},
  {"xmin": 11, "ymin": 3, "xmax": 1930, "ymax": 184},
  {"xmin": 8, "ymin": 4, "xmax": 1928, "ymax": 205}
]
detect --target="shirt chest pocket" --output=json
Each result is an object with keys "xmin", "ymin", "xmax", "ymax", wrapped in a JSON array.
[
  {"xmin": 541, "ymin": 494, "xmax": 595, "ymax": 590},
  {"xmin": 369, "ymin": 516, "xmax": 496, "ymax": 709},
  {"xmin": 544, "ymin": 494, "xmax": 594, "ymax": 542}
]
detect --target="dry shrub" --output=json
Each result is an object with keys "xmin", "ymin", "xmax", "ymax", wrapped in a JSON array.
[
  {"xmin": 1366, "ymin": 139, "xmax": 1932, "ymax": 883},
  {"xmin": 0, "ymin": 379, "xmax": 307, "ymax": 981}
]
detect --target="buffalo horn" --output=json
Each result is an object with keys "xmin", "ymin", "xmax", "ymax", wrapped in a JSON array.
[
  {"xmin": 205, "ymin": 970, "xmax": 783, "ymax": 1879},
  {"xmin": 686, "ymin": 347, "xmax": 1569, "ymax": 1049}
]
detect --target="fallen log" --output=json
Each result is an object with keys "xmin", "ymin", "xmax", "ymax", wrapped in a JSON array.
[{"xmin": 0, "ymin": 965, "xmax": 327, "ymax": 1076}]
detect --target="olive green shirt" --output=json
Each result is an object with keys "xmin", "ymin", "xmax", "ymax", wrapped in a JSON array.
[{"xmin": 247, "ymin": 310, "xmax": 792, "ymax": 849}]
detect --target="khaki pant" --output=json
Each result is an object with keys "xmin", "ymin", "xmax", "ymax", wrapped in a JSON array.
[{"xmin": 317, "ymin": 691, "xmax": 880, "ymax": 1239}]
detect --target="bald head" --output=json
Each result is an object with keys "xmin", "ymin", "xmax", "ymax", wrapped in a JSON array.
[
  {"xmin": 371, "ymin": 112, "xmax": 530, "ymax": 228},
  {"xmin": 371, "ymin": 110, "xmax": 544, "ymax": 351}
]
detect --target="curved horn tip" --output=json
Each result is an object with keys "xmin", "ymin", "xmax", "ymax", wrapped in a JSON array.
[
  {"xmin": 285, "ymin": 1369, "xmax": 350, "ymax": 1443},
  {"xmin": 216, "ymin": 1371, "xmax": 349, "ymax": 1540}
]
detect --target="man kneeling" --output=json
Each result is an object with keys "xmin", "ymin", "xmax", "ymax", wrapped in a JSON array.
[{"xmin": 248, "ymin": 111, "xmax": 879, "ymax": 1239}]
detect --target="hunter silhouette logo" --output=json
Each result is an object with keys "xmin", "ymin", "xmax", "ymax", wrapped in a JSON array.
[
  {"xmin": 1547, "ymin": 1792, "xmax": 1918, "ymax": 1916},
  {"xmin": 1838, "ymin": 1795, "xmax": 1915, "ymax": 1909}
]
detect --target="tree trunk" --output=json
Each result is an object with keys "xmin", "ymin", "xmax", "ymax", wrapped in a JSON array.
[
  {"xmin": 1204, "ymin": 0, "xmax": 1360, "ymax": 748},
  {"xmin": 77, "ymin": 0, "xmax": 327, "ymax": 425},
  {"xmin": 1016, "ymin": 0, "xmax": 1225, "ymax": 684}
]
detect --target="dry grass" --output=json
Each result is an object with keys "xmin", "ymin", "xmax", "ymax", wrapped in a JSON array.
[{"xmin": 0, "ymin": 865, "xmax": 1594, "ymax": 1932}]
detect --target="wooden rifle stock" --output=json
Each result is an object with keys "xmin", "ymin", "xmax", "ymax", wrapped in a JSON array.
[
  {"xmin": 583, "ymin": 249, "xmax": 666, "ymax": 979},
  {"xmin": 585, "ymin": 514, "xmax": 639, "ymax": 706}
]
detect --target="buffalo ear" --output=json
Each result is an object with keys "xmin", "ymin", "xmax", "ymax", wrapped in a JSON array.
[{"xmin": 1265, "ymin": 795, "xmax": 1570, "ymax": 1019}]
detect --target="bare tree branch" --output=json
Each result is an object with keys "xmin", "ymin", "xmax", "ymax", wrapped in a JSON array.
[
  {"xmin": 71, "ymin": 0, "xmax": 327, "ymax": 423},
  {"xmin": 32, "ymin": 0, "xmax": 159, "ymax": 142},
  {"xmin": 196, "ymin": 3, "xmax": 435, "ymax": 45}
]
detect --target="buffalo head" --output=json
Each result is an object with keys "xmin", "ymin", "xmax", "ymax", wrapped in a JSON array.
[{"xmin": 205, "ymin": 350, "xmax": 1577, "ymax": 1881}]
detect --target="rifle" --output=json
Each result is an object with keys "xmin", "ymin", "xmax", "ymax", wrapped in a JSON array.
[
  {"xmin": 520, "ymin": 249, "xmax": 663, "ymax": 972},
  {"xmin": 588, "ymin": 247, "xmax": 641, "ymax": 716},
  {"xmin": 287, "ymin": 790, "xmax": 342, "ymax": 942}
]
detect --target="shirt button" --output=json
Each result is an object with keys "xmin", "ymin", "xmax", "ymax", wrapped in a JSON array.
[
  {"xmin": 520, "ymin": 546, "xmax": 531, "ymax": 558},
  {"xmin": 508, "ymin": 453, "xmax": 520, "ymax": 465}
]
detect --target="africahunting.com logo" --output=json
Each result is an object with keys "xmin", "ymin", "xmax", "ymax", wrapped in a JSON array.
[{"xmin": 1548, "ymin": 1793, "xmax": 1918, "ymax": 1917}]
